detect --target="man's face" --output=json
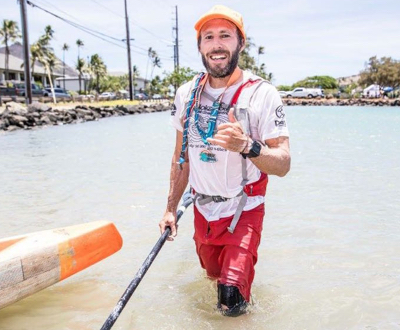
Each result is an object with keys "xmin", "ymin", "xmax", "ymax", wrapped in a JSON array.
[{"xmin": 198, "ymin": 19, "xmax": 243, "ymax": 79}]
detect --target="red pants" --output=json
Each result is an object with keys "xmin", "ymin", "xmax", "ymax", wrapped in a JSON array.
[{"xmin": 193, "ymin": 203, "xmax": 265, "ymax": 301}]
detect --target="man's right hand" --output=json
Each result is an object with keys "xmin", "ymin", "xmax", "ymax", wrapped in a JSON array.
[{"xmin": 159, "ymin": 211, "xmax": 178, "ymax": 241}]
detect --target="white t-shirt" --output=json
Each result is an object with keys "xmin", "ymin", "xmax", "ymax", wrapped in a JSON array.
[{"xmin": 170, "ymin": 71, "xmax": 289, "ymax": 221}]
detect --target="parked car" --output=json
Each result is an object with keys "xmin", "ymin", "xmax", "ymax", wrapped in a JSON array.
[
  {"xmin": 135, "ymin": 93, "xmax": 148, "ymax": 100},
  {"xmin": 152, "ymin": 94, "xmax": 163, "ymax": 99},
  {"xmin": 278, "ymin": 91, "xmax": 288, "ymax": 98},
  {"xmin": 43, "ymin": 87, "xmax": 71, "ymax": 99},
  {"xmin": 286, "ymin": 87, "xmax": 324, "ymax": 98},
  {"xmin": 14, "ymin": 83, "xmax": 44, "ymax": 96},
  {"xmin": 99, "ymin": 92, "xmax": 116, "ymax": 100}
]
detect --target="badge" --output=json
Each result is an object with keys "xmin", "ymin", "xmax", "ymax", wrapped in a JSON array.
[{"xmin": 199, "ymin": 149, "xmax": 217, "ymax": 163}]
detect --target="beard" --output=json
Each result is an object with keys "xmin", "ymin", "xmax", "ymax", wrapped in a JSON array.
[{"xmin": 201, "ymin": 44, "xmax": 241, "ymax": 79}]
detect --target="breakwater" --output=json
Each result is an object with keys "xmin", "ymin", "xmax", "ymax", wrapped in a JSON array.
[
  {"xmin": 283, "ymin": 98, "xmax": 400, "ymax": 106},
  {"xmin": 0, "ymin": 101, "xmax": 172, "ymax": 132}
]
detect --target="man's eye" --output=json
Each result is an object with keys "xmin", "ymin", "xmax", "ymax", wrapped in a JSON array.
[
  {"xmin": 205, "ymin": 35, "xmax": 213, "ymax": 40},
  {"xmin": 221, "ymin": 34, "xmax": 230, "ymax": 38}
]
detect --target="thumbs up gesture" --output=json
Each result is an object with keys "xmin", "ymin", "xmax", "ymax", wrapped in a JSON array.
[{"xmin": 206, "ymin": 107, "xmax": 249, "ymax": 153}]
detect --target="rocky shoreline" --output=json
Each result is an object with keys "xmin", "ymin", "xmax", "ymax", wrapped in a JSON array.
[
  {"xmin": 283, "ymin": 98, "xmax": 400, "ymax": 106},
  {"xmin": 0, "ymin": 101, "xmax": 172, "ymax": 132},
  {"xmin": 1, "ymin": 97, "xmax": 399, "ymax": 133}
]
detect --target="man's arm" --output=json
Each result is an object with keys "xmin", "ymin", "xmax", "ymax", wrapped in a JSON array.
[
  {"xmin": 159, "ymin": 130, "xmax": 190, "ymax": 239},
  {"xmin": 244, "ymin": 135, "xmax": 290, "ymax": 177},
  {"xmin": 207, "ymin": 109, "xmax": 290, "ymax": 177}
]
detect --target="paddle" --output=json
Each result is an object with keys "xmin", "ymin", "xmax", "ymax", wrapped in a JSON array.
[{"xmin": 100, "ymin": 191, "xmax": 193, "ymax": 330}]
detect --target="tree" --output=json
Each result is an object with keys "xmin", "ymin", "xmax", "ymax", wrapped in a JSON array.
[
  {"xmin": 132, "ymin": 65, "xmax": 139, "ymax": 94},
  {"xmin": 62, "ymin": 43, "xmax": 69, "ymax": 89},
  {"xmin": 257, "ymin": 46, "xmax": 264, "ymax": 68},
  {"xmin": 0, "ymin": 20, "xmax": 21, "ymax": 81},
  {"xmin": 293, "ymin": 75, "xmax": 338, "ymax": 89},
  {"xmin": 29, "ymin": 25, "xmax": 57, "ymax": 102},
  {"xmin": 239, "ymin": 37, "xmax": 256, "ymax": 71},
  {"xmin": 146, "ymin": 47, "xmax": 156, "ymax": 83},
  {"xmin": 89, "ymin": 53, "xmax": 107, "ymax": 92},
  {"xmin": 150, "ymin": 56, "xmax": 161, "ymax": 80},
  {"xmin": 359, "ymin": 56, "xmax": 400, "ymax": 89},
  {"xmin": 164, "ymin": 66, "xmax": 196, "ymax": 94},
  {"xmin": 75, "ymin": 57, "xmax": 86, "ymax": 93},
  {"xmin": 76, "ymin": 39, "xmax": 84, "ymax": 59},
  {"xmin": 239, "ymin": 37, "xmax": 273, "ymax": 81}
]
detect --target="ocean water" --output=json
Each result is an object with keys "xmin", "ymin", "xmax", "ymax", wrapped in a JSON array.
[{"xmin": 0, "ymin": 106, "xmax": 399, "ymax": 330}]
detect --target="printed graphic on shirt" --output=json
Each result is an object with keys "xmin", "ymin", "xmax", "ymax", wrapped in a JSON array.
[
  {"xmin": 187, "ymin": 102, "xmax": 230, "ymax": 154},
  {"xmin": 171, "ymin": 103, "xmax": 177, "ymax": 116},
  {"xmin": 274, "ymin": 105, "xmax": 287, "ymax": 127},
  {"xmin": 275, "ymin": 120, "xmax": 287, "ymax": 127},
  {"xmin": 275, "ymin": 105, "xmax": 285, "ymax": 119}
]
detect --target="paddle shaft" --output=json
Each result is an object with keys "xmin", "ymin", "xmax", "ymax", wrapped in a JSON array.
[{"xmin": 100, "ymin": 195, "xmax": 193, "ymax": 330}]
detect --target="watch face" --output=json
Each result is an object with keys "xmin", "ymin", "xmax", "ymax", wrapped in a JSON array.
[
  {"xmin": 248, "ymin": 140, "xmax": 262, "ymax": 158},
  {"xmin": 252, "ymin": 141, "xmax": 262, "ymax": 154}
]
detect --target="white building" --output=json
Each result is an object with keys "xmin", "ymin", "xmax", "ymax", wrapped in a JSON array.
[
  {"xmin": 363, "ymin": 84, "xmax": 381, "ymax": 98},
  {"xmin": 0, "ymin": 42, "xmax": 78, "ymax": 88}
]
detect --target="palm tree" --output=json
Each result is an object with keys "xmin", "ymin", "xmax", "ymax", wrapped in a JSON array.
[
  {"xmin": 0, "ymin": 20, "xmax": 21, "ymax": 81},
  {"xmin": 132, "ymin": 65, "xmax": 139, "ymax": 95},
  {"xmin": 145, "ymin": 47, "xmax": 155, "ymax": 84},
  {"xmin": 89, "ymin": 54, "xmax": 107, "ymax": 92},
  {"xmin": 257, "ymin": 46, "xmax": 265, "ymax": 69},
  {"xmin": 150, "ymin": 56, "xmax": 161, "ymax": 80},
  {"xmin": 62, "ymin": 43, "xmax": 69, "ymax": 89},
  {"xmin": 29, "ymin": 25, "xmax": 53, "ymax": 82},
  {"xmin": 76, "ymin": 58, "xmax": 86, "ymax": 93},
  {"xmin": 76, "ymin": 39, "xmax": 84, "ymax": 60}
]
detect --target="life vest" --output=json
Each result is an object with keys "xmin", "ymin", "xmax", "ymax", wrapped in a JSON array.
[{"xmin": 180, "ymin": 70, "xmax": 270, "ymax": 233}]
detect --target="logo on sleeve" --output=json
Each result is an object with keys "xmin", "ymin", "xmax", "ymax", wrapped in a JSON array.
[
  {"xmin": 275, "ymin": 120, "xmax": 286, "ymax": 127},
  {"xmin": 171, "ymin": 103, "xmax": 177, "ymax": 116},
  {"xmin": 275, "ymin": 105, "xmax": 285, "ymax": 119}
]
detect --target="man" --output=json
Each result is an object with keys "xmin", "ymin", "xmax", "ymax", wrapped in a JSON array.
[{"xmin": 159, "ymin": 5, "xmax": 290, "ymax": 316}]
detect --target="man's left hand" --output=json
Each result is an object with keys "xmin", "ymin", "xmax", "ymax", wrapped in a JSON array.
[{"xmin": 207, "ymin": 108, "xmax": 248, "ymax": 152}]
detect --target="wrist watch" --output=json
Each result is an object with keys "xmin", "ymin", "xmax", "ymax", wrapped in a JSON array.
[{"xmin": 241, "ymin": 140, "xmax": 262, "ymax": 159}]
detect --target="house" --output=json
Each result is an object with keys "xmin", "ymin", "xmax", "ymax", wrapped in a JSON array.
[
  {"xmin": 363, "ymin": 84, "xmax": 381, "ymax": 98},
  {"xmin": 108, "ymin": 71, "xmax": 148, "ymax": 94},
  {"xmin": 0, "ymin": 42, "xmax": 79, "ymax": 89}
]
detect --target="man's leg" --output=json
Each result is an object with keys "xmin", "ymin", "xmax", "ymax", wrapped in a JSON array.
[
  {"xmin": 195, "ymin": 242, "xmax": 223, "ymax": 279},
  {"xmin": 217, "ymin": 245, "xmax": 256, "ymax": 316}
]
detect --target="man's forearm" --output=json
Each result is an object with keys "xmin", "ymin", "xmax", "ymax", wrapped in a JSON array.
[
  {"xmin": 250, "ymin": 145, "xmax": 290, "ymax": 177},
  {"xmin": 166, "ymin": 156, "xmax": 190, "ymax": 213},
  {"xmin": 247, "ymin": 136, "xmax": 290, "ymax": 177}
]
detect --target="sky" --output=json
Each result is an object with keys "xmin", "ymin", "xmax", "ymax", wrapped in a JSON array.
[{"xmin": 2, "ymin": 0, "xmax": 400, "ymax": 86}]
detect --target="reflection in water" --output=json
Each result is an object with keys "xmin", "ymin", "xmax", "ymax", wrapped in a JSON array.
[{"xmin": 1, "ymin": 108, "xmax": 400, "ymax": 329}]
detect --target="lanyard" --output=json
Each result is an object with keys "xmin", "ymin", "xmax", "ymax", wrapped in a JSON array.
[{"xmin": 177, "ymin": 68, "xmax": 242, "ymax": 168}]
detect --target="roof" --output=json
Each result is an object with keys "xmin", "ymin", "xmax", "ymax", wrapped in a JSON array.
[{"xmin": 0, "ymin": 42, "xmax": 78, "ymax": 77}]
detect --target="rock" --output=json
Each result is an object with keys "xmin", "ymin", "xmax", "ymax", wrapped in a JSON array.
[
  {"xmin": 5, "ymin": 102, "xmax": 27, "ymax": 115},
  {"xmin": 6, "ymin": 125, "xmax": 19, "ymax": 132},
  {"xmin": 76, "ymin": 108, "xmax": 92, "ymax": 117},
  {"xmin": 0, "ymin": 119, "xmax": 7, "ymax": 130},
  {"xmin": 40, "ymin": 115, "xmax": 52, "ymax": 125},
  {"xmin": 28, "ymin": 102, "xmax": 52, "ymax": 113},
  {"xmin": 8, "ymin": 114, "xmax": 28, "ymax": 126},
  {"xmin": 46, "ymin": 113, "xmax": 59, "ymax": 123}
]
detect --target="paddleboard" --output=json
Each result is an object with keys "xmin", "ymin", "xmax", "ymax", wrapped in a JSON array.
[{"xmin": 0, "ymin": 220, "xmax": 123, "ymax": 310}]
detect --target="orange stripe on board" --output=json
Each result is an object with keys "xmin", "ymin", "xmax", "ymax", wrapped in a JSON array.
[
  {"xmin": 58, "ymin": 223, "xmax": 123, "ymax": 280},
  {"xmin": 0, "ymin": 237, "xmax": 25, "ymax": 253}
]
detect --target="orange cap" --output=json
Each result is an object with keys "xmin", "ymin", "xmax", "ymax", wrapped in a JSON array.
[{"xmin": 194, "ymin": 5, "xmax": 246, "ymax": 42}]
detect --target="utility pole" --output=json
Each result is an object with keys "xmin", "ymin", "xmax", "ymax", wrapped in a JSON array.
[
  {"xmin": 124, "ymin": 0, "xmax": 133, "ymax": 101},
  {"xmin": 19, "ymin": 0, "xmax": 32, "ymax": 104},
  {"xmin": 175, "ymin": 5, "xmax": 179, "ymax": 71}
]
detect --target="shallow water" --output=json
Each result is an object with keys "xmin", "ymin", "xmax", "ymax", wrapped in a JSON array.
[{"xmin": 0, "ymin": 107, "xmax": 400, "ymax": 330}]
